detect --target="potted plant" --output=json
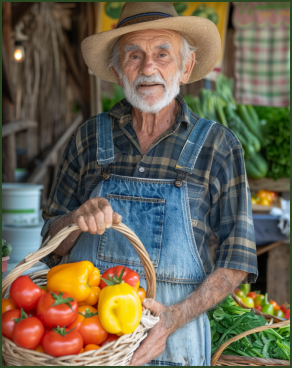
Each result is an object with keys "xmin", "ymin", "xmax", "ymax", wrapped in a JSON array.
[{"xmin": 2, "ymin": 239, "xmax": 12, "ymax": 275}]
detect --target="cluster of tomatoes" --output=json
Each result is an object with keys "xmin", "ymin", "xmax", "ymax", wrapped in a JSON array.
[
  {"xmin": 234, "ymin": 287, "xmax": 290, "ymax": 319},
  {"xmin": 2, "ymin": 271, "xmax": 146, "ymax": 357},
  {"xmin": 250, "ymin": 189, "xmax": 277, "ymax": 206}
]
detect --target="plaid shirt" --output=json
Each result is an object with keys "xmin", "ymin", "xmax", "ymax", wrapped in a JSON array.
[{"xmin": 41, "ymin": 95, "xmax": 258, "ymax": 283}]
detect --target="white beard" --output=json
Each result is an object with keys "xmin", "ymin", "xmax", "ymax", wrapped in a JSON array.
[{"xmin": 121, "ymin": 71, "xmax": 181, "ymax": 114}]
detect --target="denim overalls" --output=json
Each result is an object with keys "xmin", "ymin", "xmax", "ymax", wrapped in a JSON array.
[{"xmin": 68, "ymin": 113, "xmax": 215, "ymax": 366}]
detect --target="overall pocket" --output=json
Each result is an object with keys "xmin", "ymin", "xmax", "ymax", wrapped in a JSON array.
[{"xmin": 96, "ymin": 194, "xmax": 165, "ymax": 268}]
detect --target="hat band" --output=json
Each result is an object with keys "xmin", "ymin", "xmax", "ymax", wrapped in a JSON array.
[{"xmin": 116, "ymin": 12, "xmax": 173, "ymax": 28}]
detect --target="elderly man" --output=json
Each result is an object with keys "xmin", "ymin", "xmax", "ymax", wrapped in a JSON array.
[{"xmin": 41, "ymin": 2, "xmax": 258, "ymax": 366}]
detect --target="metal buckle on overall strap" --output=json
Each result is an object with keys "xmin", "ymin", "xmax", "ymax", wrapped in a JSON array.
[
  {"xmin": 101, "ymin": 165, "xmax": 110, "ymax": 180},
  {"xmin": 174, "ymin": 170, "xmax": 187, "ymax": 188}
]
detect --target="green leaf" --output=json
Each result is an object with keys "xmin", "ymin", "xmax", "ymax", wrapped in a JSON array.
[{"xmin": 213, "ymin": 308, "xmax": 226, "ymax": 321}]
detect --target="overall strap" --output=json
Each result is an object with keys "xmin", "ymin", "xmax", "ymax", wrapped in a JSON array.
[
  {"xmin": 175, "ymin": 118, "xmax": 216, "ymax": 184},
  {"xmin": 96, "ymin": 112, "xmax": 115, "ymax": 167}
]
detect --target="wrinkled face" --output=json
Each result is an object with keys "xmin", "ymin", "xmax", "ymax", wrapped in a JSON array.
[{"xmin": 112, "ymin": 29, "xmax": 192, "ymax": 113}]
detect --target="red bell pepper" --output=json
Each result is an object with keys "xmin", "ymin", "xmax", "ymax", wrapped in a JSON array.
[{"xmin": 100, "ymin": 266, "xmax": 140, "ymax": 290}]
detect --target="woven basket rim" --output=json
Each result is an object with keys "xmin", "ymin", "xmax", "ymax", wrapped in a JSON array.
[
  {"xmin": 2, "ymin": 223, "xmax": 158, "ymax": 366},
  {"xmin": 211, "ymin": 293, "xmax": 290, "ymax": 366}
]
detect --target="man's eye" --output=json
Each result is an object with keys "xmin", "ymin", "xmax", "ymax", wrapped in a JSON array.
[
  {"xmin": 131, "ymin": 55, "xmax": 139, "ymax": 59},
  {"xmin": 159, "ymin": 53, "xmax": 167, "ymax": 57}
]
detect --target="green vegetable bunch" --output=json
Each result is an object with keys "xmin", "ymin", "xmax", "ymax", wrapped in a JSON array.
[
  {"xmin": 224, "ymin": 324, "xmax": 290, "ymax": 360},
  {"xmin": 209, "ymin": 296, "xmax": 290, "ymax": 360},
  {"xmin": 184, "ymin": 74, "xmax": 290, "ymax": 180},
  {"xmin": 254, "ymin": 106, "xmax": 290, "ymax": 180},
  {"xmin": 2, "ymin": 239, "xmax": 12, "ymax": 257},
  {"xmin": 102, "ymin": 84, "xmax": 125, "ymax": 112}
]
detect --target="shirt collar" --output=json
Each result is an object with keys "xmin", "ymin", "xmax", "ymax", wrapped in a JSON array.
[{"xmin": 108, "ymin": 94, "xmax": 192, "ymax": 129}]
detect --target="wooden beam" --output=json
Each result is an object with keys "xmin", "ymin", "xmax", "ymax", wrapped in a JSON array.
[
  {"xmin": 257, "ymin": 240, "xmax": 287, "ymax": 256},
  {"xmin": 248, "ymin": 178, "xmax": 290, "ymax": 193},
  {"xmin": 2, "ymin": 120, "xmax": 37, "ymax": 137},
  {"xmin": 62, "ymin": 31, "xmax": 82, "ymax": 88},
  {"xmin": 12, "ymin": 2, "xmax": 35, "ymax": 29},
  {"xmin": 267, "ymin": 243, "xmax": 290, "ymax": 305},
  {"xmin": 2, "ymin": 41, "xmax": 15, "ymax": 103},
  {"xmin": 2, "ymin": 3, "xmax": 14, "ymax": 104},
  {"xmin": 2, "ymin": 2, "xmax": 15, "ymax": 183},
  {"xmin": 26, "ymin": 114, "xmax": 83, "ymax": 184}
]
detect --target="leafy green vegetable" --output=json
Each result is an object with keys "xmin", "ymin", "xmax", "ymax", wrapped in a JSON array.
[
  {"xmin": 254, "ymin": 106, "xmax": 290, "ymax": 180},
  {"xmin": 209, "ymin": 296, "xmax": 290, "ymax": 360},
  {"xmin": 2, "ymin": 239, "xmax": 12, "ymax": 257}
]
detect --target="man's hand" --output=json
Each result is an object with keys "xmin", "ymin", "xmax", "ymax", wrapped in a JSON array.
[
  {"xmin": 130, "ymin": 268, "xmax": 248, "ymax": 366},
  {"xmin": 50, "ymin": 197, "xmax": 122, "ymax": 257},
  {"xmin": 130, "ymin": 299, "xmax": 180, "ymax": 366},
  {"xmin": 72, "ymin": 197, "xmax": 122, "ymax": 235}
]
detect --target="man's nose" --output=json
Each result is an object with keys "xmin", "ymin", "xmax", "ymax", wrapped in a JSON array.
[{"xmin": 139, "ymin": 54, "xmax": 156, "ymax": 76}]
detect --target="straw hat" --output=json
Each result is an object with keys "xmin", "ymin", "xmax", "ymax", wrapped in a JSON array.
[{"xmin": 81, "ymin": 2, "xmax": 221, "ymax": 84}]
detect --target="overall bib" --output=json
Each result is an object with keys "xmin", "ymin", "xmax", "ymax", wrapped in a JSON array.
[{"xmin": 68, "ymin": 113, "xmax": 215, "ymax": 366}]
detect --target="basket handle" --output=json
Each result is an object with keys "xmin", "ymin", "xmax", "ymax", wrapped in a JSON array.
[
  {"xmin": 211, "ymin": 319, "xmax": 290, "ymax": 366},
  {"xmin": 2, "ymin": 223, "xmax": 157, "ymax": 299}
]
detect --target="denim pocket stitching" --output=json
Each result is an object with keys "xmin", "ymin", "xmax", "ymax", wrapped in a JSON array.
[{"xmin": 107, "ymin": 194, "xmax": 165, "ymax": 203}]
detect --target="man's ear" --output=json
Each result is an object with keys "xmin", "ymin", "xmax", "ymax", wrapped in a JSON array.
[
  {"xmin": 181, "ymin": 52, "xmax": 195, "ymax": 84},
  {"xmin": 110, "ymin": 66, "xmax": 123, "ymax": 87}
]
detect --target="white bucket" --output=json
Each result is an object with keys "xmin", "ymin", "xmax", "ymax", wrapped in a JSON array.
[
  {"xmin": 2, "ymin": 183, "xmax": 44, "ymax": 225},
  {"xmin": 2, "ymin": 220, "xmax": 44, "ymax": 264}
]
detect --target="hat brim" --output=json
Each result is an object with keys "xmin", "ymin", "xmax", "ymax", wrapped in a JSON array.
[{"xmin": 81, "ymin": 16, "xmax": 221, "ymax": 84}]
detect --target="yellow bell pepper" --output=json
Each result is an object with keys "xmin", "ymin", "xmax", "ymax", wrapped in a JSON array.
[
  {"xmin": 98, "ymin": 283, "xmax": 142, "ymax": 335},
  {"xmin": 78, "ymin": 286, "xmax": 101, "ymax": 306},
  {"xmin": 46, "ymin": 261, "xmax": 101, "ymax": 304}
]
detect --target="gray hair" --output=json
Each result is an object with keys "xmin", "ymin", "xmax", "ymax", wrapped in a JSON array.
[{"xmin": 108, "ymin": 33, "xmax": 196, "ymax": 74}]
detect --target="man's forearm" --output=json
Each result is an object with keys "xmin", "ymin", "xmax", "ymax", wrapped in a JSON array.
[
  {"xmin": 47, "ymin": 212, "xmax": 82, "ymax": 256},
  {"xmin": 161, "ymin": 268, "xmax": 248, "ymax": 334}
]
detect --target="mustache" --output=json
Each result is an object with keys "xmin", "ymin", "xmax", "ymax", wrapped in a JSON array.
[{"xmin": 133, "ymin": 74, "xmax": 167, "ymax": 89}]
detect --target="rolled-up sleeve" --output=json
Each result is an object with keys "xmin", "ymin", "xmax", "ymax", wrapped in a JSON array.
[
  {"xmin": 40, "ymin": 131, "xmax": 81, "ymax": 268},
  {"xmin": 210, "ymin": 142, "xmax": 258, "ymax": 284}
]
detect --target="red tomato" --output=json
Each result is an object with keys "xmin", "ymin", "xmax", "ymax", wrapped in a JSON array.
[
  {"xmin": 13, "ymin": 313, "xmax": 45, "ymax": 349},
  {"xmin": 10, "ymin": 276, "xmax": 45, "ymax": 312},
  {"xmin": 280, "ymin": 303, "xmax": 290, "ymax": 314},
  {"xmin": 2, "ymin": 309, "xmax": 21, "ymax": 340},
  {"xmin": 42, "ymin": 327, "xmax": 83, "ymax": 357},
  {"xmin": 100, "ymin": 266, "xmax": 140, "ymax": 290},
  {"xmin": 247, "ymin": 292, "xmax": 257, "ymax": 299},
  {"xmin": 67, "ymin": 305, "xmax": 108, "ymax": 346},
  {"xmin": 100, "ymin": 333, "xmax": 119, "ymax": 346},
  {"xmin": 255, "ymin": 305, "xmax": 262, "ymax": 311},
  {"xmin": 36, "ymin": 291, "xmax": 78, "ymax": 329}
]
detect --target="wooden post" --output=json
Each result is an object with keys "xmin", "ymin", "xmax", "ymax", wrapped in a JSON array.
[
  {"xmin": 267, "ymin": 242, "xmax": 290, "ymax": 305},
  {"xmin": 2, "ymin": 2, "xmax": 15, "ymax": 182}
]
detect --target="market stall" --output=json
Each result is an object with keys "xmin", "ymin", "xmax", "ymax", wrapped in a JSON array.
[{"xmin": 2, "ymin": 1, "xmax": 290, "ymax": 367}]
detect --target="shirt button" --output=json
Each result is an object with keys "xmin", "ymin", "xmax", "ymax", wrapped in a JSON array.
[{"xmin": 139, "ymin": 167, "xmax": 145, "ymax": 173}]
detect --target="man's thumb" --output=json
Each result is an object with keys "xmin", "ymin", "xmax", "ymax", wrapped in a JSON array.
[{"xmin": 113, "ymin": 212, "xmax": 122, "ymax": 224}]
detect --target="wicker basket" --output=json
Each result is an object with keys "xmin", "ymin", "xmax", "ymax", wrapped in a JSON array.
[
  {"xmin": 212, "ymin": 293, "xmax": 290, "ymax": 366},
  {"xmin": 2, "ymin": 223, "xmax": 159, "ymax": 366}
]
